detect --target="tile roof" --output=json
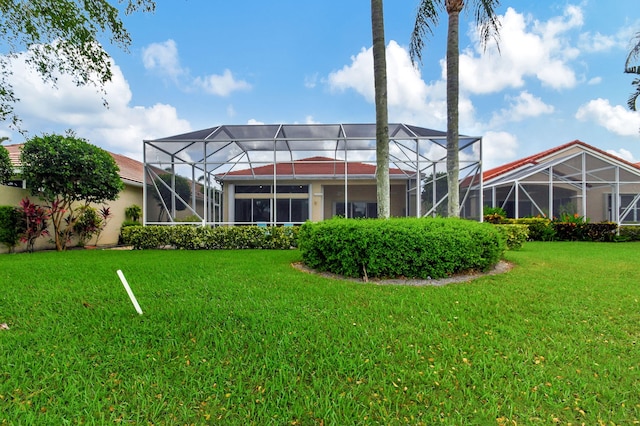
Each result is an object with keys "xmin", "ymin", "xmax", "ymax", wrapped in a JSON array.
[
  {"xmin": 2, "ymin": 143, "xmax": 143, "ymax": 184},
  {"xmin": 220, "ymin": 156, "xmax": 410, "ymax": 178},
  {"xmin": 483, "ymin": 140, "xmax": 640, "ymax": 182}
]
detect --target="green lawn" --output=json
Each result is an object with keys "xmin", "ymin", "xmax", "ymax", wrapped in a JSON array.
[{"xmin": 1, "ymin": 242, "xmax": 639, "ymax": 425}]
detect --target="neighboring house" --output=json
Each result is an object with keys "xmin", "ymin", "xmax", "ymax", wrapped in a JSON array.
[
  {"xmin": 481, "ymin": 140, "xmax": 640, "ymax": 225},
  {"xmin": 218, "ymin": 156, "xmax": 415, "ymax": 224},
  {"xmin": 0, "ymin": 144, "xmax": 144, "ymax": 253},
  {"xmin": 143, "ymin": 123, "xmax": 485, "ymax": 225}
]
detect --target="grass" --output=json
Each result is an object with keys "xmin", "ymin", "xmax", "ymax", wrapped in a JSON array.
[{"xmin": 0, "ymin": 242, "xmax": 639, "ymax": 425}]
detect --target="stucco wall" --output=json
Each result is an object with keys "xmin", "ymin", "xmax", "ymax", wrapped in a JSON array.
[
  {"xmin": 221, "ymin": 179, "xmax": 409, "ymax": 223},
  {"xmin": 0, "ymin": 182, "xmax": 143, "ymax": 253}
]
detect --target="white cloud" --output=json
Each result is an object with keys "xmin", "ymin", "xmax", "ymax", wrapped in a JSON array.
[
  {"xmin": 491, "ymin": 91, "xmax": 554, "ymax": 125},
  {"xmin": 575, "ymin": 98, "xmax": 640, "ymax": 137},
  {"xmin": 482, "ymin": 131, "xmax": 519, "ymax": 169},
  {"xmin": 607, "ymin": 148, "xmax": 637, "ymax": 163},
  {"xmin": 460, "ymin": 6, "xmax": 581, "ymax": 93},
  {"xmin": 2, "ymin": 50, "xmax": 191, "ymax": 160},
  {"xmin": 142, "ymin": 39, "xmax": 251, "ymax": 97},
  {"xmin": 328, "ymin": 40, "xmax": 462, "ymax": 129},
  {"xmin": 142, "ymin": 39, "xmax": 185, "ymax": 81},
  {"xmin": 193, "ymin": 69, "xmax": 251, "ymax": 97}
]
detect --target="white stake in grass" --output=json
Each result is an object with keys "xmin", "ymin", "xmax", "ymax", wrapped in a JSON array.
[{"xmin": 117, "ymin": 270, "xmax": 143, "ymax": 315}]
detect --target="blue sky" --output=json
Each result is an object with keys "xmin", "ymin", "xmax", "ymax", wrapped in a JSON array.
[{"xmin": 1, "ymin": 1, "xmax": 639, "ymax": 169}]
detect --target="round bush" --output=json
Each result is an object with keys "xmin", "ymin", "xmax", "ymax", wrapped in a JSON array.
[{"xmin": 298, "ymin": 217, "xmax": 505, "ymax": 280}]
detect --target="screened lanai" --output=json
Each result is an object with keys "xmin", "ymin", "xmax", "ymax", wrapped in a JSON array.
[
  {"xmin": 143, "ymin": 123, "xmax": 483, "ymax": 225},
  {"xmin": 480, "ymin": 141, "xmax": 640, "ymax": 225}
]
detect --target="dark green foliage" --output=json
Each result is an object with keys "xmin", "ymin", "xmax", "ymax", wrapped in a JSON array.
[
  {"xmin": 73, "ymin": 206, "xmax": 102, "ymax": 246},
  {"xmin": 552, "ymin": 222, "xmax": 617, "ymax": 242},
  {"xmin": 124, "ymin": 204, "xmax": 142, "ymax": 222},
  {"xmin": 582, "ymin": 222, "xmax": 618, "ymax": 242},
  {"xmin": 509, "ymin": 217, "xmax": 555, "ymax": 241},
  {"xmin": 0, "ymin": 205, "xmax": 24, "ymax": 252},
  {"xmin": 483, "ymin": 206, "xmax": 507, "ymax": 224},
  {"xmin": 121, "ymin": 225, "xmax": 299, "ymax": 250},
  {"xmin": 0, "ymin": 0, "xmax": 155, "ymax": 126},
  {"xmin": 153, "ymin": 173, "xmax": 191, "ymax": 219},
  {"xmin": 494, "ymin": 224, "xmax": 529, "ymax": 250},
  {"xmin": 617, "ymin": 226, "xmax": 640, "ymax": 242},
  {"xmin": 298, "ymin": 217, "xmax": 505, "ymax": 280},
  {"xmin": 20, "ymin": 133, "xmax": 123, "ymax": 250},
  {"xmin": 0, "ymin": 146, "xmax": 12, "ymax": 184}
]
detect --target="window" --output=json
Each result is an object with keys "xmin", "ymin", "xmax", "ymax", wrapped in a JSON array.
[
  {"xmin": 235, "ymin": 185, "xmax": 308, "ymax": 194},
  {"xmin": 276, "ymin": 199, "xmax": 309, "ymax": 223},
  {"xmin": 235, "ymin": 185, "xmax": 271, "ymax": 194},
  {"xmin": 335, "ymin": 202, "xmax": 377, "ymax": 218},
  {"xmin": 608, "ymin": 194, "xmax": 640, "ymax": 222},
  {"xmin": 234, "ymin": 198, "xmax": 271, "ymax": 222}
]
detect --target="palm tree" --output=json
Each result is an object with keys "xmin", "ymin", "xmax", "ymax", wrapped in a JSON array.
[
  {"xmin": 410, "ymin": 0, "xmax": 501, "ymax": 217},
  {"xmin": 371, "ymin": 0, "xmax": 390, "ymax": 218},
  {"xmin": 625, "ymin": 32, "xmax": 640, "ymax": 113}
]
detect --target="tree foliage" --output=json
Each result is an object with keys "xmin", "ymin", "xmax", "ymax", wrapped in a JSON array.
[
  {"xmin": 0, "ymin": 0, "xmax": 155, "ymax": 126},
  {"xmin": 0, "ymin": 145, "xmax": 12, "ymax": 184},
  {"xmin": 410, "ymin": 0, "xmax": 501, "ymax": 217},
  {"xmin": 153, "ymin": 173, "xmax": 191, "ymax": 221},
  {"xmin": 20, "ymin": 133, "xmax": 124, "ymax": 250}
]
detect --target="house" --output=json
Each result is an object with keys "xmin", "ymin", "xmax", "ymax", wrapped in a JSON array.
[
  {"xmin": 143, "ymin": 123, "xmax": 484, "ymax": 225},
  {"xmin": 481, "ymin": 140, "xmax": 640, "ymax": 225},
  {"xmin": 0, "ymin": 144, "xmax": 144, "ymax": 252},
  {"xmin": 218, "ymin": 156, "xmax": 414, "ymax": 224}
]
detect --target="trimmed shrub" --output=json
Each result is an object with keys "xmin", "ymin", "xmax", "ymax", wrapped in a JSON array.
[
  {"xmin": 119, "ymin": 220, "xmax": 142, "ymax": 244},
  {"xmin": 509, "ymin": 217, "xmax": 555, "ymax": 241},
  {"xmin": 617, "ymin": 226, "xmax": 640, "ymax": 242},
  {"xmin": 120, "ymin": 225, "xmax": 299, "ymax": 250},
  {"xmin": 0, "ymin": 206, "xmax": 24, "ymax": 252},
  {"xmin": 583, "ymin": 222, "xmax": 617, "ymax": 242},
  {"xmin": 298, "ymin": 217, "xmax": 505, "ymax": 280},
  {"xmin": 494, "ymin": 224, "xmax": 529, "ymax": 250},
  {"xmin": 552, "ymin": 222, "xmax": 617, "ymax": 242}
]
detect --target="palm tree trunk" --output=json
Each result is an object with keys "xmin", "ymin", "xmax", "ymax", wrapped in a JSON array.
[
  {"xmin": 446, "ymin": 0, "xmax": 463, "ymax": 217},
  {"xmin": 371, "ymin": 0, "xmax": 390, "ymax": 219}
]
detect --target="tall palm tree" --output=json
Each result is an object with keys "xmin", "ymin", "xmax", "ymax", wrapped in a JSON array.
[
  {"xmin": 625, "ymin": 32, "xmax": 640, "ymax": 113},
  {"xmin": 371, "ymin": 0, "xmax": 390, "ymax": 218},
  {"xmin": 410, "ymin": 0, "xmax": 501, "ymax": 217}
]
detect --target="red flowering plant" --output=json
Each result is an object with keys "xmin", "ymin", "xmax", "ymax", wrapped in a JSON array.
[{"xmin": 19, "ymin": 197, "xmax": 50, "ymax": 253}]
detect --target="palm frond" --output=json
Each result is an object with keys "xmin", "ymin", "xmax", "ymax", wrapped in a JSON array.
[
  {"xmin": 625, "ymin": 32, "xmax": 640, "ymax": 73},
  {"xmin": 409, "ymin": 0, "xmax": 444, "ymax": 65},
  {"xmin": 628, "ymin": 78, "xmax": 640, "ymax": 111},
  {"xmin": 472, "ymin": 0, "xmax": 502, "ymax": 52}
]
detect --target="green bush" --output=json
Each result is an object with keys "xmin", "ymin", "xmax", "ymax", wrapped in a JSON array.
[
  {"xmin": 508, "ymin": 217, "xmax": 555, "ymax": 241},
  {"xmin": 0, "ymin": 206, "xmax": 24, "ymax": 252},
  {"xmin": 120, "ymin": 225, "xmax": 299, "ymax": 250},
  {"xmin": 483, "ymin": 207, "xmax": 507, "ymax": 224},
  {"xmin": 617, "ymin": 226, "xmax": 640, "ymax": 242},
  {"xmin": 494, "ymin": 224, "xmax": 529, "ymax": 250},
  {"xmin": 298, "ymin": 217, "xmax": 505, "ymax": 280},
  {"xmin": 552, "ymin": 222, "xmax": 617, "ymax": 242}
]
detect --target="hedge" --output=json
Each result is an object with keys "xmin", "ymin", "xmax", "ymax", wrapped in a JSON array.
[
  {"xmin": 120, "ymin": 225, "xmax": 299, "ymax": 250},
  {"xmin": 494, "ymin": 224, "xmax": 529, "ymax": 250},
  {"xmin": 298, "ymin": 217, "xmax": 505, "ymax": 280},
  {"xmin": 0, "ymin": 206, "xmax": 24, "ymax": 252}
]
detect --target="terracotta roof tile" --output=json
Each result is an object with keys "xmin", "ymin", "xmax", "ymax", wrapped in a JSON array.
[
  {"xmin": 2, "ymin": 143, "xmax": 143, "ymax": 184},
  {"xmin": 483, "ymin": 140, "xmax": 640, "ymax": 182},
  {"xmin": 220, "ymin": 156, "xmax": 409, "ymax": 178}
]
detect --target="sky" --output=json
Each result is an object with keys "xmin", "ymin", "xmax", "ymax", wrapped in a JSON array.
[{"xmin": 0, "ymin": 0, "xmax": 639, "ymax": 170}]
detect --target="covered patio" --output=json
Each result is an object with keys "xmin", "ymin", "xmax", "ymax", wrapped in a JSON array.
[
  {"xmin": 480, "ymin": 141, "xmax": 640, "ymax": 225},
  {"xmin": 143, "ymin": 123, "xmax": 483, "ymax": 225}
]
